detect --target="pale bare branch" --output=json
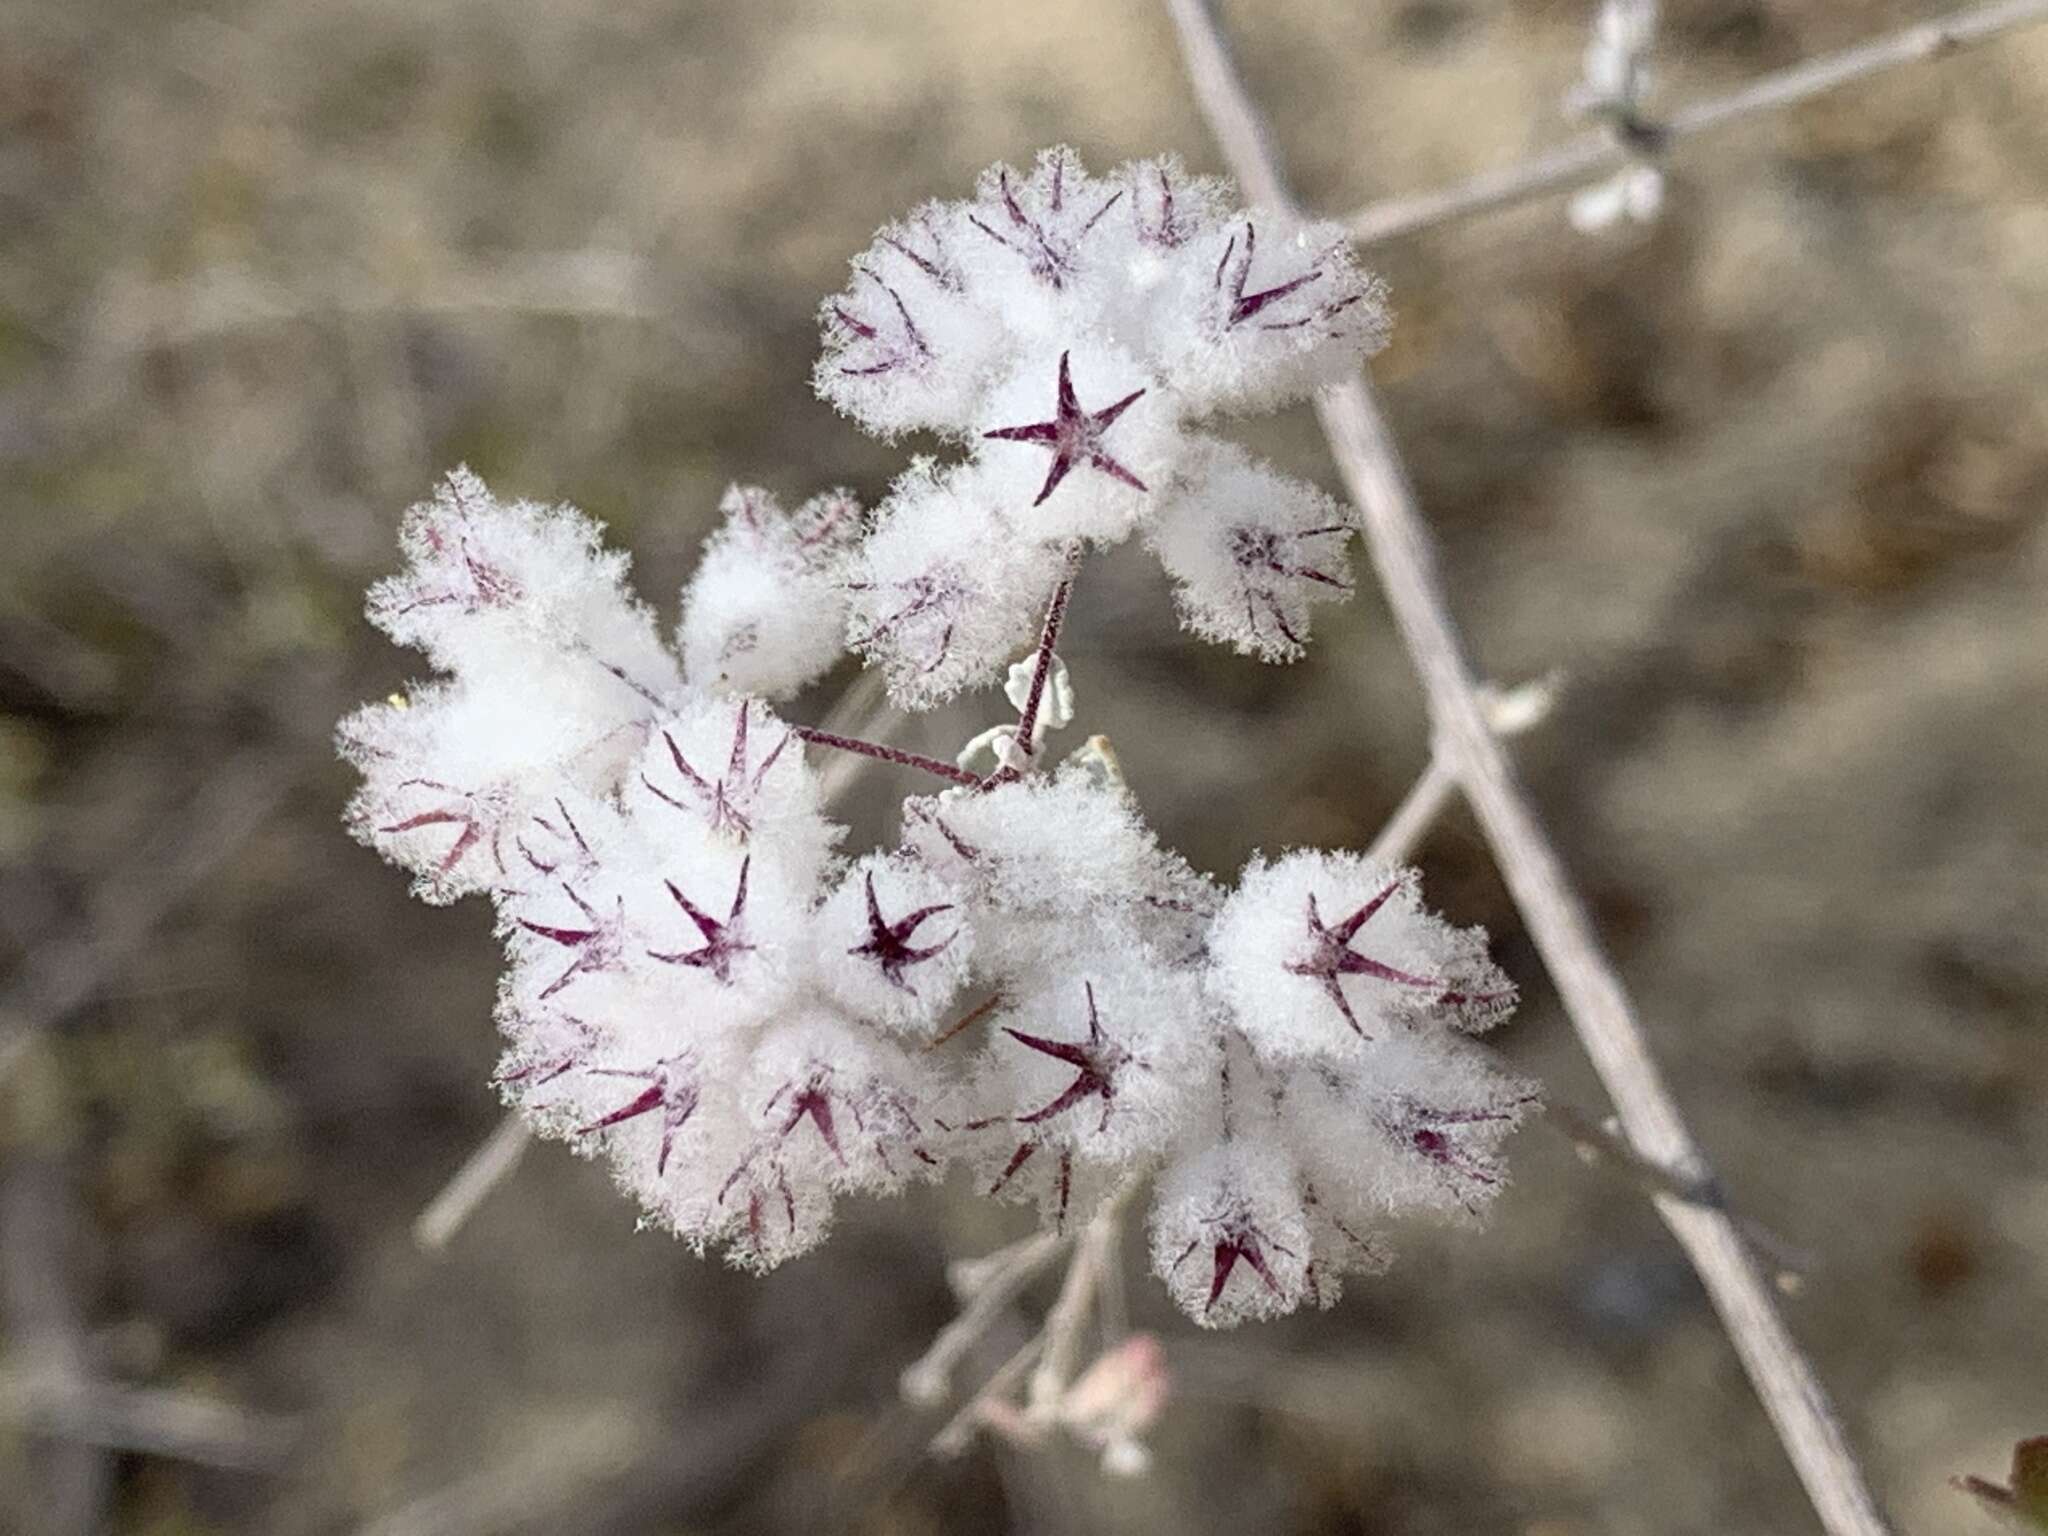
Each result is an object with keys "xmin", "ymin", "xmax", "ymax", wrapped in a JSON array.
[
  {"xmin": 901, "ymin": 1230, "xmax": 1068, "ymax": 1408},
  {"xmin": 1026, "ymin": 1176, "xmax": 1140, "ymax": 1420},
  {"xmin": 1161, "ymin": 3, "xmax": 1897, "ymax": 1532},
  {"xmin": 0, "ymin": 1370, "xmax": 298, "ymax": 1472},
  {"xmin": 1345, "ymin": 0, "xmax": 2048, "ymax": 245},
  {"xmin": 413, "ymin": 1114, "xmax": 534, "ymax": 1253},
  {"xmin": 1367, "ymin": 674, "xmax": 1559, "ymax": 866}
]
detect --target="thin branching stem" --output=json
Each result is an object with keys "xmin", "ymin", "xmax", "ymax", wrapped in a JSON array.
[
  {"xmin": 926, "ymin": 992, "xmax": 1006, "ymax": 1053},
  {"xmin": 902, "ymin": 1231, "xmax": 1070, "ymax": 1407},
  {"xmin": 1345, "ymin": 0, "xmax": 2048, "ymax": 245},
  {"xmin": 1026, "ymin": 1175, "xmax": 1139, "ymax": 1419},
  {"xmin": 1367, "ymin": 675, "xmax": 1558, "ymax": 866},
  {"xmin": 932, "ymin": 1334, "xmax": 1043, "ymax": 1458},
  {"xmin": 1162, "ymin": 2, "xmax": 1898, "ymax": 1531},
  {"xmin": 985, "ymin": 542, "xmax": 1085, "ymax": 789},
  {"xmin": 793, "ymin": 726, "xmax": 985, "ymax": 789},
  {"xmin": 413, "ymin": 1114, "xmax": 532, "ymax": 1252}
]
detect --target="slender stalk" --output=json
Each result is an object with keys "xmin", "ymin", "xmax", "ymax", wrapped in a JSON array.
[
  {"xmin": 1305, "ymin": 380, "xmax": 1911, "ymax": 1527},
  {"xmin": 931, "ymin": 1334, "xmax": 1043, "ymax": 1458},
  {"xmin": 1367, "ymin": 675, "xmax": 1558, "ymax": 866},
  {"xmin": 1366, "ymin": 754, "xmax": 1460, "ymax": 869},
  {"xmin": 901, "ymin": 1231, "xmax": 1069, "ymax": 1407},
  {"xmin": 1025, "ymin": 1176, "xmax": 1139, "ymax": 1418},
  {"xmin": 413, "ymin": 1114, "xmax": 532, "ymax": 1252},
  {"xmin": 1162, "ymin": 4, "xmax": 1895, "ymax": 1533},
  {"xmin": 984, "ymin": 543, "xmax": 1084, "ymax": 790},
  {"xmin": 1547, "ymin": 1105, "xmax": 1813, "ymax": 1290},
  {"xmin": 808, "ymin": 666, "xmax": 890, "ymax": 803},
  {"xmin": 793, "ymin": 726, "xmax": 985, "ymax": 789},
  {"xmin": 926, "ymin": 992, "xmax": 1005, "ymax": 1053},
  {"xmin": 565, "ymin": 636, "xmax": 668, "ymax": 711},
  {"xmin": 0, "ymin": 1371, "xmax": 298, "ymax": 1472},
  {"xmin": 1345, "ymin": 0, "xmax": 2048, "ymax": 245},
  {"xmin": 1012, "ymin": 546, "xmax": 1082, "ymax": 764}
]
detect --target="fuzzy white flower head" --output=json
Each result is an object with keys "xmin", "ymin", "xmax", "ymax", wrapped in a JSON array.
[
  {"xmin": 1206, "ymin": 850, "xmax": 1516, "ymax": 1060},
  {"xmin": 818, "ymin": 148, "xmax": 1390, "ymax": 707},
  {"xmin": 813, "ymin": 853, "xmax": 974, "ymax": 1037},
  {"xmin": 1149, "ymin": 1139, "xmax": 1315, "ymax": 1328},
  {"xmin": 342, "ymin": 138, "xmax": 1536, "ymax": 1337},
  {"xmin": 339, "ymin": 470, "xmax": 681, "ymax": 903},
  {"xmin": 1147, "ymin": 437, "xmax": 1356, "ymax": 662},
  {"xmin": 740, "ymin": 1015, "xmax": 942, "ymax": 1198},
  {"xmin": 365, "ymin": 467, "xmax": 679, "ymax": 699},
  {"xmin": 1279, "ymin": 1040, "xmax": 1538, "ymax": 1229},
  {"xmin": 901, "ymin": 766, "xmax": 1208, "ymax": 936},
  {"xmin": 843, "ymin": 457, "xmax": 1067, "ymax": 708},
  {"xmin": 621, "ymin": 693, "xmax": 841, "ymax": 887},
  {"xmin": 678, "ymin": 484, "xmax": 862, "ymax": 700},
  {"xmin": 968, "ymin": 962, "xmax": 1209, "ymax": 1181}
]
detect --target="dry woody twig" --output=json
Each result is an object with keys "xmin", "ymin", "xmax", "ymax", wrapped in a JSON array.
[
  {"xmin": 1345, "ymin": 0, "xmax": 2048, "ymax": 245},
  {"xmin": 1155, "ymin": 0, "xmax": 2021, "ymax": 1530}
]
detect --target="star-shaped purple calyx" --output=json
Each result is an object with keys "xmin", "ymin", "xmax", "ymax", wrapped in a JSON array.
[
  {"xmin": 984, "ymin": 351, "xmax": 1148, "ymax": 507},
  {"xmin": 648, "ymin": 857, "xmax": 755, "ymax": 984},
  {"xmin": 1214, "ymin": 220, "xmax": 1363, "ymax": 334},
  {"xmin": 641, "ymin": 700, "xmax": 788, "ymax": 841},
  {"xmin": 1173, "ymin": 1207, "xmax": 1297, "ymax": 1315},
  {"xmin": 1004, "ymin": 981, "xmax": 1132, "ymax": 1132},
  {"xmin": 1285, "ymin": 882, "xmax": 1496, "ymax": 1037},
  {"xmin": 848, "ymin": 871, "xmax": 956, "ymax": 994},
  {"xmin": 769, "ymin": 1073, "xmax": 846, "ymax": 1164},
  {"xmin": 758, "ymin": 1070, "xmax": 935, "ymax": 1179},
  {"xmin": 517, "ymin": 884, "xmax": 626, "ymax": 1000},
  {"xmin": 1228, "ymin": 522, "xmax": 1353, "ymax": 647},
  {"xmin": 965, "ymin": 155, "xmax": 1122, "ymax": 288},
  {"xmin": 1387, "ymin": 1095, "xmax": 1536, "ymax": 1209},
  {"xmin": 579, "ymin": 1055, "xmax": 701, "ymax": 1176},
  {"xmin": 378, "ymin": 778, "xmax": 513, "ymax": 883}
]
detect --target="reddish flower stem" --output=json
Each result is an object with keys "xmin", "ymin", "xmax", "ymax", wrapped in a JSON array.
[
  {"xmin": 793, "ymin": 725, "xmax": 984, "ymax": 788},
  {"xmin": 926, "ymin": 991, "xmax": 1005, "ymax": 1051},
  {"xmin": 985, "ymin": 543, "xmax": 1083, "ymax": 790}
]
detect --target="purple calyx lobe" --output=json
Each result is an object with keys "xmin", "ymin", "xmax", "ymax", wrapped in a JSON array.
[
  {"xmin": 580, "ymin": 1056, "xmax": 700, "ymax": 1176},
  {"xmin": 1286, "ymin": 882, "xmax": 1498, "ymax": 1036},
  {"xmin": 1214, "ymin": 220, "xmax": 1363, "ymax": 333},
  {"xmin": 984, "ymin": 351, "xmax": 1148, "ymax": 507},
  {"xmin": 642, "ymin": 700, "xmax": 788, "ymax": 842},
  {"xmin": 967, "ymin": 157, "xmax": 1123, "ymax": 288},
  {"xmin": 848, "ymin": 870, "xmax": 956, "ymax": 993},
  {"xmin": 379, "ymin": 778, "xmax": 512, "ymax": 882},
  {"xmin": 1004, "ymin": 981, "xmax": 1132, "ymax": 1132},
  {"xmin": 1174, "ymin": 1209, "xmax": 1296, "ymax": 1313},
  {"xmin": 649, "ymin": 856, "xmax": 755, "ymax": 984},
  {"xmin": 517, "ymin": 883, "xmax": 626, "ymax": 1000}
]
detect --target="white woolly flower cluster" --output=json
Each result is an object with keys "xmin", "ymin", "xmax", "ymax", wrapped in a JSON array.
[
  {"xmin": 677, "ymin": 483, "xmax": 862, "ymax": 701},
  {"xmin": 342, "ymin": 461, "xmax": 1532, "ymax": 1322},
  {"xmin": 815, "ymin": 146, "xmax": 1389, "ymax": 701}
]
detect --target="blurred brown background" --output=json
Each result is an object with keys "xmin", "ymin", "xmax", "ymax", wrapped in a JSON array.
[{"xmin": 2, "ymin": 0, "xmax": 2045, "ymax": 1532}]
